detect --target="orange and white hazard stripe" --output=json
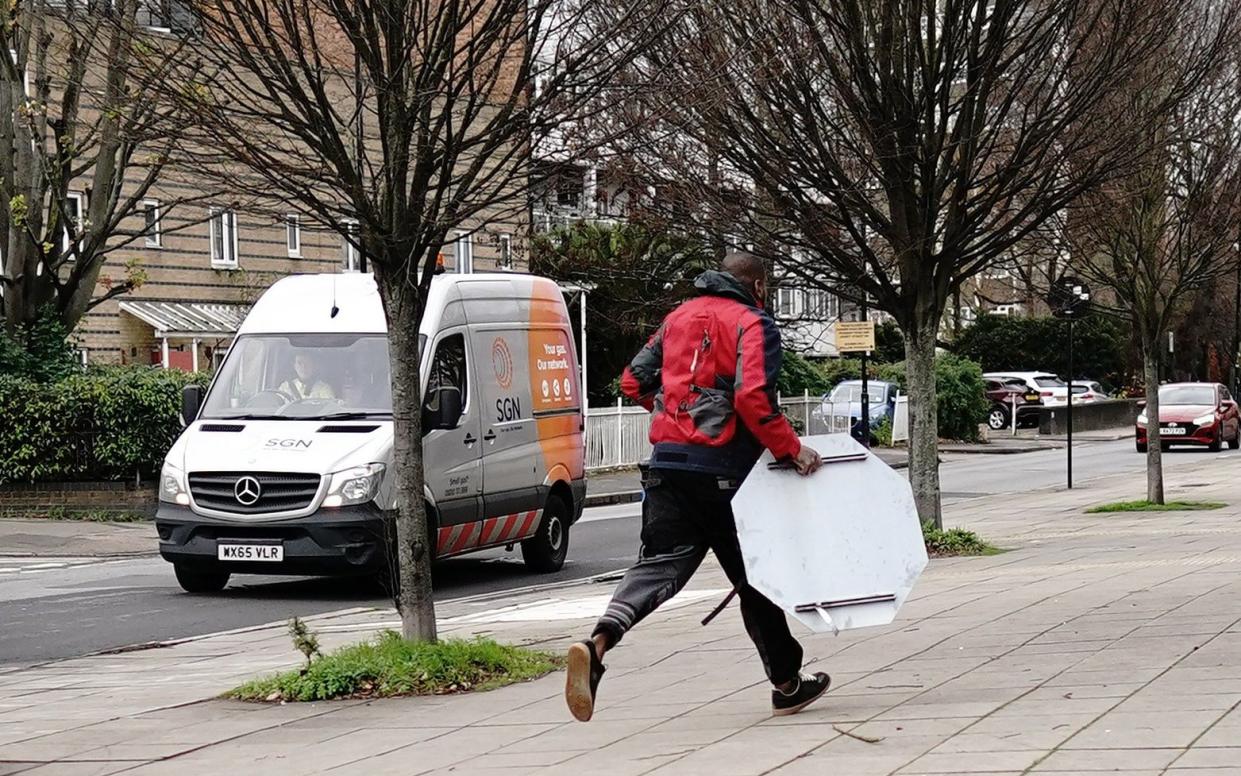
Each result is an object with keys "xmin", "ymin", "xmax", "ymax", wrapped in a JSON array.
[{"xmin": 435, "ymin": 509, "xmax": 542, "ymax": 558}]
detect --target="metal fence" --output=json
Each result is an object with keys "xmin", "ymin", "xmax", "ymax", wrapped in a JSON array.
[
  {"xmin": 585, "ymin": 401, "xmax": 653, "ymax": 470},
  {"xmin": 585, "ymin": 394, "xmax": 852, "ymax": 471}
]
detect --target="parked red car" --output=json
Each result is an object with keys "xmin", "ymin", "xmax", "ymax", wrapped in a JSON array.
[
  {"xmin": 1135, "ymin": 382, "xmax": 1241, "ymax": 453},
  {"xmin": 984, "ymin": 377, "xmax": 1042, "ymax": 430}
]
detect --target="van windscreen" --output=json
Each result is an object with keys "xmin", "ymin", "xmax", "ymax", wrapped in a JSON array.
[{"xmin": 201, "ymin": 334, "xmax": 393, "ymax": 419}]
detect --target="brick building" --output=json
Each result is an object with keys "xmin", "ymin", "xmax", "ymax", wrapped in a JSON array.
[
  {"xmin": 74, "ymin": 197, "xmax": 523, "ymax": 369},
  {"xmin": 62, "ymin": 6, "xmax": 527, "ymax": 371}
]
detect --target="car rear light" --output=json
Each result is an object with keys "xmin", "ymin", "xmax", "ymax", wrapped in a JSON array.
[{"xmin": 1041, "ymin": 391, "xmax": 1053, "ymax": 397}]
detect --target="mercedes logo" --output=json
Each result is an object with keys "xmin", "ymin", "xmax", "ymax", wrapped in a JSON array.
[{"xmin": 234, "ymin": 476, "xmax": 262, "ymax": 506}]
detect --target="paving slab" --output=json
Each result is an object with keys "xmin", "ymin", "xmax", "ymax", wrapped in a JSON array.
[{"xmin": 3, "ymin": 457, "xmax": 1241, "ymax": 774}]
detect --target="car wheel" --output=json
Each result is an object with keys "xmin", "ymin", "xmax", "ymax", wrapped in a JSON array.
[
  {"xmin": 987, "ymin": 405, "xmax": 1010, "ymax": 431},
  {"xmin": 174, "ymin": 564, "xmax": 230, "ymax": 594},
  {"xmin": 1209, "ymin": 428, "xmax": 1222, "ymax": 453},
  {"xmin": 1230, "ymin": 428, "xmax": 1240, "ymax": 450},
  {"xmin": 1136, "ymin": 441, "xmax": 1147, "ymax": 453},
  {"xmin": 522, "ymin": 494, "xmax": 570, "ymax": 573}
]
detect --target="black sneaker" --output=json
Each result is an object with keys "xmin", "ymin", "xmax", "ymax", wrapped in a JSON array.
[
  {"xmin": 565, "ymin": 640, "xmax": 606, "ymax": 722},
  {"xmin": 771, "ymin": 672, "xmax": 831, "ymax": 717}
]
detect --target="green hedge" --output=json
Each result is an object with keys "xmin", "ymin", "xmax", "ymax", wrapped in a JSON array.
[
  {"xmin": 813, "ymin": 352, "xmax": 989, "ymax": 442},
  {"xmin": 0, "ymin": 367, "xmax": 209, "ymax": 484},
  {"xmin": 951, "ymin": 313, "xmax": 1127, "ymax": 389}
]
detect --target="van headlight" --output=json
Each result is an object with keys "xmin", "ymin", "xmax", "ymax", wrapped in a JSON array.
[
  {"xmin": 160, "ymin": 462, "xmax": 190, "ymax": 506},
  {"xmin": 1193, "ymin": 413, "xmax": 1216, "ymax": 427},
  {"xmin": 323, "ymin": 463, "xmax": 386, "ymax": 508}
]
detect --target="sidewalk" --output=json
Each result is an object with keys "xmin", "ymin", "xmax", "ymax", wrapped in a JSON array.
[{"xmin": 2, "ymin": 457, "xmax": 1239, "ymax": 774}]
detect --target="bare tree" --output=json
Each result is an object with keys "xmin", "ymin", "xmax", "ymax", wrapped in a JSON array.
[
  {"xmin": 605, "ymin": 0, "xmax": 1236, "ymax": 527},
  {"xmin": 1072, "ymin": 48, "xmax": 1241, "ymax": 503},
  {"xmin": 158, "ymin": 0, "xmax": 665, "ymax": 640},
  {"xmin": 0, "ymin": 2, "xmax": 198, "ymax": 341}
]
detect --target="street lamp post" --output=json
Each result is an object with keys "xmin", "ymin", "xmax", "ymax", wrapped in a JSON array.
[
  {"xmin": 1050, "ymin": 277, "xmax": 1091, "ymax": 490},
  {"xmin": 1232, "ymin": 239, "xmax": 1240, "ymax": 396}
]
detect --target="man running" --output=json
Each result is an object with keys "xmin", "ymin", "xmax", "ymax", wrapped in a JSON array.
[{"xmin": 566, "ymin": 252, "xmax": 827, "ymax": 723}]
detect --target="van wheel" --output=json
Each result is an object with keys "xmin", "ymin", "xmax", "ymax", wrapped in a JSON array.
[
  {"xmin": 522, "ymin": 494, "xmax": 570, "ymax": 573},
  {"xmin": 174, "ymin": 564, "xmax": 230, "ymax": 593}
]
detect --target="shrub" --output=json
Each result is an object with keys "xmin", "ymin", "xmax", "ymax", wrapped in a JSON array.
[
  {"xmin": 228, "ymin": 632, "xmax": 557, "ymax": 702},
  {"xmin": 872, "ymin": 416, "xmax": 894, "ymax": 447},
  {"xmin": 0, "ymin": 367, "xmax": 209, "ymax": 484},
  {"xmin": 835, "ymin": 353, "xmax": 987, "ymax": 442},
  {"xmin": 778, "ymin": 352, "xmax": 834, "ymax": 397},
  {"xmin": 0, "ymin": 312, "xmax": 80, "ymax": 382},
  {"xmin": 922, "ymin": 523, "xmax": 999, "ymax": 556},
  {"xmin": 932, "ymin": 353, "xmax": 990, "ymax": 441},
  {"xmin": 951, "ymin": 313, "xmax": 1127, "ymax": 388}
]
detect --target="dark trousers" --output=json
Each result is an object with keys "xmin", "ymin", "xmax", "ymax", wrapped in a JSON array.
[{"xmin": 592, "ymin": 467, "xmax": 804, "ymax": 686}]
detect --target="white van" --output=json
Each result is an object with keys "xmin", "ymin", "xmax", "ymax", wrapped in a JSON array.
[{"xmin": 156, "ymin": 273, "xmax": 586, "ymax": 593}]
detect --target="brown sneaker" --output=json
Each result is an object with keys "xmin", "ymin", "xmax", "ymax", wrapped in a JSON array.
[{"xmin": 565, "ymin": 640, "xmax": 606, "ymax": 722}]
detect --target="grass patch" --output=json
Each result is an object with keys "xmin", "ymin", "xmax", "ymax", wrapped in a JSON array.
[
  {"xmin": 228, "ymin": 631, "xmax": 558, "ymax": 702},
  {"xmin": 1086, "ymin": 500, "xmax": 1226, "ymax": 514},
  {"xmin": 922, "ymin": 523, "xmax": 1001, "ymax": 557}
]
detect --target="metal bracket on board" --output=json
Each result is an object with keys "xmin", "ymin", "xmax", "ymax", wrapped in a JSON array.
[
  {"xmin": 793, "ymin": 593, "xmax": 897, "ymax": 613},
  {"xmin": 767, "ymin": 451, "xmax": 868, "ymax": 470}
]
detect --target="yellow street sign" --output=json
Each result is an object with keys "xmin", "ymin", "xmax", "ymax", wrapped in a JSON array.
[{"xmin": 835, "ymin": 321, "xmax": 876, "ymax": 353}]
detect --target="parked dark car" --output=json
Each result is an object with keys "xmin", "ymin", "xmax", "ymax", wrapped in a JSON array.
[
  {"xmin": 1135, "ymin": 382, "xmax": 1241, "ymax": 453},
  {"xmin": 983, "ymin": 377, "xmax": 1042, "ymax": 430}
]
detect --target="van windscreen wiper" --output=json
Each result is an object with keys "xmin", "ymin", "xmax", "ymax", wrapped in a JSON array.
[
  {"xmin": 211, "ymin": 413, "xmax": 289, "ymax": 420},
  {"xmin": 309, "ymin": 411, "xmax": 393, "ymax": 420}
]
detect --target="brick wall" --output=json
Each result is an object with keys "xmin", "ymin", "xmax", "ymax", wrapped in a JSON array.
[{"xmin": 0, "ymin": 482, "xmax": 157, "ymax": 519}]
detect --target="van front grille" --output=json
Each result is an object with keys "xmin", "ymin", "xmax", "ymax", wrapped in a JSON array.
[{"xmin": 188, "ymin": 472, "xmax": 321, "ymax": 515}]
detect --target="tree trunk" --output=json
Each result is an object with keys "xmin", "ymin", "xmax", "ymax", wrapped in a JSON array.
[
  {"xmin": 377, "ymin": 271, "xmax": 437, "ymax": 642},
  {"xmin": 905, "ymin": 316, "xmax": 942, "ymax": 529},
  {"xmin": 1143, "ymin": 345, "xmax": 1164, "ymax": 504}
]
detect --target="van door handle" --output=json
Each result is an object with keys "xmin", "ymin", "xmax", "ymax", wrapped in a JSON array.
[
  {"xmin": 463, "ymin": 433, "xmax": 477, "ymax": 445},
  {"xmin": 483, "ymin": 430, "xmax": 497, "ymax": 442}
]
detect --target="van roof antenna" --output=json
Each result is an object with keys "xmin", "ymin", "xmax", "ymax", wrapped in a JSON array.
[{"xmin": 330, "ymin": 274, "xmax": 340, "ymax": 319}]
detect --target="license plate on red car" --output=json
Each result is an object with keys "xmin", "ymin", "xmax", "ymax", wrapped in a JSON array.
[
  {"xmin": 1160, "ymin": 426, "xmax": 1188, "ymax": 435},
  {"xmin": 1025, "ymin": 393, "xmax": 1040, "ymax": 402}
]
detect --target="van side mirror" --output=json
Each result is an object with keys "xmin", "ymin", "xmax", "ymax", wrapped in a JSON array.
[
  {"xmin": 181, "ymin": 384, "xmax": 204, "ymax": 426},
  {"xmin": 422, "ymin": 386, "xmax": 463, "ymax": 432}
]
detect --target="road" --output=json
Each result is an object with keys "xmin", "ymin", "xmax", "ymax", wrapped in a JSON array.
[{"xmin": 1, "ymin": 437, "xmax": 1232, "ymax": 666}]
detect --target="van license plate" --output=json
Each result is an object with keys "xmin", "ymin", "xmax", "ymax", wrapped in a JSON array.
[{"xmin": 217, "ymin": 543, "xmax": 283, "ymax": 562}]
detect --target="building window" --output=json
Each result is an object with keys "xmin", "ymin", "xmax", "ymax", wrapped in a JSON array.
[
  {"xmin": 75, "ymin": 348, "xmax": 88, "ymax": 366},
  {"xmin": 342, "ymin": 220, "xmax": 360, "ymax": 271},
  {"xmin": 455, "ymin": 231, "xmax": 473, "ymax": 274},
  {"xmin": 143, "ymin": 200, "xmax": 161, "ymax": 247},
  {"xmin": 804, "ymin": 288, "xmax": 838, "ymax": 319},
  {"xmin": 209, "ymin": 208, "xmax": 238, "ymax": 268},
  {"xmin": 136, "ymin": 1, "xmax": 199, "ymax": 34},
  {"xmin": 498, "ymin": 234, "xmax": 512, "ymax": 270},
  {"xmin": 776, "ymin": 287, "xmax": 797, "ymax": 318},
  {"xmin": 62, "ymin": 192, "xmax": 86, "ymax": 257},
  {"xmin": 8, "ymin": 49, "xmax": 29, "ymax": 96},
  {"xmin": 286, "ymin": 214, "xmax": 300, "ymax": 257}
]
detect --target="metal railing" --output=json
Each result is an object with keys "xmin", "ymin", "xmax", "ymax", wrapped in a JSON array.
[
  {"xmin": 585, "ymin": 394, "xmax": 852, "ymax": 471},
  {"xmin": 586, "ymin": 401, "xmax": 653, "ymax": 470}
]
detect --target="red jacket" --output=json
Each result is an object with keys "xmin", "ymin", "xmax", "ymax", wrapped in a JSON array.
[{"xmin": 621, "ymin": 270, "xmax": 802, "ymax": 476}]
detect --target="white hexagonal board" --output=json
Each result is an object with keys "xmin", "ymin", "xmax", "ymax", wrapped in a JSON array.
[{"xmin": 732, "ymin": 433, "xmax": 927, "ymax": 634}]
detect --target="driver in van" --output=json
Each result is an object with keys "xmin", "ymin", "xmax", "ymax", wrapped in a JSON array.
[{"xmin": 279, "ymin": 353, "xmax": 336, "ymax": 401}]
